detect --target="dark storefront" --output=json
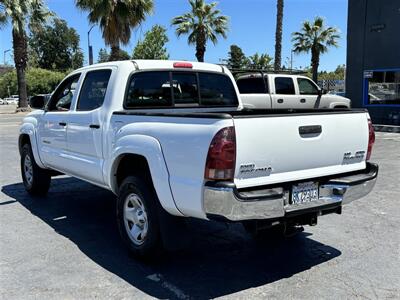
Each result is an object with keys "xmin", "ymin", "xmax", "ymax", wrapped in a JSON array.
[{"xmin": 346, "ymin": 0, "xmax": 400, "ymax": 125}]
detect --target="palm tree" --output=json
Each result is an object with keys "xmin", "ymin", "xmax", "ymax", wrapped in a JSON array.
[
  {"xmin": 0, "ymin": 0, "xmax": 50, "ymax": 110},
  {"xmin": 76, "ymin": 0, "xmax": 153, "ymax": 61},
  {"xmin": 292, "ymin": 17, "xmax": 340, "ymax": 82},
  {"xmin": 171, "ymin": 0, "xmax": 228, "ymax": 62},
  {"xmin": 274, "ymin": 0, "xmax": 284, "ymax": 71}
]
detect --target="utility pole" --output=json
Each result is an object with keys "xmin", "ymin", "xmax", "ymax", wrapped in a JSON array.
[
  {"xmin": 87, "ymin": 25, "xmax": 95, "ymax": 65},
  {"xmin": 3, "ymin": 49, "xmax": 11, "ymax": 65}
]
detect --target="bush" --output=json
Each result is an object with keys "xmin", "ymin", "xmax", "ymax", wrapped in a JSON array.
[{"xmin": 0, "ymin": 68, "xmax": 66, "ymax": 98}]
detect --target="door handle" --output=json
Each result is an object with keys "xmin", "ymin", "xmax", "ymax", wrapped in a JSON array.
[
  {"xmin": 59, "ymin": 122, "xmax": 67, "ymax": 126},
  {"xmin": 277, "ymin": 99, "xmax": 284, "ymax": 103},
  {"xmin": 299, "ymin": 125, "xmax": 322, "ymax": 136},
  {"xmin": 300, "ymin": 98, "xmax": 306, "ymax": 103},
  {"xmin": 89, "ymin": 124, "xmax": 100, "ymax": 129}
]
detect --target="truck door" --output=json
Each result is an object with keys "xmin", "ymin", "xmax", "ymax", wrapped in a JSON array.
[
  {"xmin": 64, "ymin": 69, "xmax": 113, "ymax": 185},
  {"xmin": 38, "ymin": 73, "xmax": 81, "ymax": 172},
  {"xmin": 296, "ymin": 77, "xmax": 320, "ymax": 108},
  {"xmin": 271, "ymin": 76, "xmax": 300, "ymax": 108}
]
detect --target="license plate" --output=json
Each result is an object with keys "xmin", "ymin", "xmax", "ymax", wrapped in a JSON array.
[{"xmin": 291, "ymin": 182, "xmax": 319, "ymax": 205}]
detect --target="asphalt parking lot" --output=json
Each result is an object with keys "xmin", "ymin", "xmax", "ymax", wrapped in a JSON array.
[{"xmin": 1, "ymin": 111, "xmax": 399, "ymax": 299}]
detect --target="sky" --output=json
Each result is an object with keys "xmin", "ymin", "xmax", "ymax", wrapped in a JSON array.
[{"xmin": 0, "ymin": 0, "xmax": 348, "ymax": 71}]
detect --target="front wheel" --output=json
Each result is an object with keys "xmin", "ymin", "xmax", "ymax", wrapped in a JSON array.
[
  {"xmin": 117, "ymin": 176, "xmax": 162, "ymax": 259},
  {"xmin": 20, "ymin": 144, "xmax": 51, "ymax": 196}
]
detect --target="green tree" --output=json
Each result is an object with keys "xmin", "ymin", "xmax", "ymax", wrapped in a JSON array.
[
  {"xmin": 334, "ymin": 64, "xmax": 345, "ymax": 79},
  {"xmin": 76, "ymin": 0, "xmax": 153, "ymax": 61},
  {"xmin": 132, "ymin": 25, "xmax": 169, "ymax": 59},
  {"xmin": 97, "ymin": 48, "xmax": 129, "ymax": 62},
  {"xmin": 0, "ymin": 0, "xmax": 50, "ymax": 110},
  {"xmin": 118, "ymin": 49, "xmax": 131, "ymax": 60},
  {"xmin": 0, "ymin": 68, "xmax": 65, "ymax": 98},
  {"xmin": 292, "ymin": 17, "xmax": 340, "ymax": 82},
  {"xmin": 171, "ymin": 0, "xmax": 228, "ymax": 62},
  {"xmin": 97, "ymin": 48, "xmax": 109, "ymax": 63},
  {"xmin": 227, "ymin": 45, "xmax": 248, "ymax": 69},
  {"xmin": 29, "ymin": 18, "xmax": 84, "ymax": 71},
  {"xmin": 274, "ymin": 0, "xmax": 284, "ymax": 71},
  {"xmin": 248, "ymin": 53, "xmax": 273, "ymax": 69}
]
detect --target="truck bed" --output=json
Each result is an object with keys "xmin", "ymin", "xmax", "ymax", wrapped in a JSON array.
[{"xmin": 113, "ymin": 108, "xmax": 365, "ymax": 119}]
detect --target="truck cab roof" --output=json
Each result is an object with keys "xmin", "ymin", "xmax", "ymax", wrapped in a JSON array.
[{"xmin": 75, "ymin": 60, "xmax": 227, "ymax": 74}]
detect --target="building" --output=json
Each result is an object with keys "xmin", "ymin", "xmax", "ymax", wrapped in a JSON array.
[{"xmin": 346, "ymin": 0, "xmax": 400, "ymax": 125}]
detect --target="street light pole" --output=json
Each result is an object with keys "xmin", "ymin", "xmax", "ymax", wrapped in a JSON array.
[
  {"xmin": 87, "ymin": 25, "xmax": 95, "ymax": 65},
  {"xmin": 290, "ymin": 49, "xmax": 293, "ymax": 71},
  {"xmin": 3, "ymin": 49, "xmax": 11, "ymax": 65}
]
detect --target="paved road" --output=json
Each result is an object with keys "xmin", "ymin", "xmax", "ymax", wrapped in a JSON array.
[{"xmin": 1, "ymin": 113, "xmax": 399, "ymax": 299}]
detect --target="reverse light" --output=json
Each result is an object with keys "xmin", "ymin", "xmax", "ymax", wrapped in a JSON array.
[
  {"xmin": 173, "ymin": 62, "xmax": 193, "ymax": 69},
  {"xmin": 366, "ymin": 118, "xmax": 375, "ymax": 161},
  {"xmin": 205, "ymin": 126, "xmax": 236, "ymax": 181}
]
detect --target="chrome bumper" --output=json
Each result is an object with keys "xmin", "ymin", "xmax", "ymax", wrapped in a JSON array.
[{"xmin": 203, "ymin": 163, "xmax": 378, "ymax": 221}]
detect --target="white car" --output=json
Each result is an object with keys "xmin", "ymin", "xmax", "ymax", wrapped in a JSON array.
[
  {"xmin": 236, "ymin": 73, "xmax": 351, "ymax": 109},
  {"xmin": 4, "ymin": 97, "xmax": 18, "ymax": 105},
  {"xmin": 0, "ymin": 99, "xmax": 4, "ymax": 105},
  {"xmin": 20, "ymin": 60, "xmax": 378, "ymax": 258}
]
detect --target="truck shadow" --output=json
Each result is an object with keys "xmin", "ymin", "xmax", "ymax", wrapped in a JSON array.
[{"xmin": 2, "ymin": 177, "xmax": 341, "ymax": 299}]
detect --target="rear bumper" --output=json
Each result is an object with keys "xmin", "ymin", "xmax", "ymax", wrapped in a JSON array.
[{"xmin": 203, "ymin": 163, "xmax": 378, "ymax": 221}]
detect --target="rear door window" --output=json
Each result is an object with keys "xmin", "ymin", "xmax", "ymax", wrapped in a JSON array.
[
  {"xmin": 77, "ymin": 70, "xmax": 112, "ymax": 111},
  {"xmin": 275, "ymin": 77, "xmax": 295, "ymax": 94},
  {"xmin": 125, "ymin": 72, "xmax": 172, "ymax": 108},
  {"xmin": 237, "ymin": 77, "xmax": 267, "ymax": 94}
]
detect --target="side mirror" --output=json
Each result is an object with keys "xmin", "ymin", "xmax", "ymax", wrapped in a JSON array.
[
  {"xmin": 29, "ymin": 95, "xmax": 45, "ymax": 109},
  {"xmin": 318, "ymin": 89, "xmax": 327, "ymax": 96}
]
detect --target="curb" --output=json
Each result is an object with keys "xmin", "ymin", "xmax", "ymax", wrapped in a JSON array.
[{"xmin": 373, "ymin": 124, "xmax": 400, "ymax": 133}]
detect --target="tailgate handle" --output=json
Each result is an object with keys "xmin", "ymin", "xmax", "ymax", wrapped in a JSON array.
[{"xmin": 299, "ymin": 125, "xmax": 322, "ymax": 136}]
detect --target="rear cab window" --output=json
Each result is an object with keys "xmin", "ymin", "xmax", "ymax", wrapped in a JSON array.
[{"xmin": 124, "ymin": 70, "xmax": 238, "ymax": 109}]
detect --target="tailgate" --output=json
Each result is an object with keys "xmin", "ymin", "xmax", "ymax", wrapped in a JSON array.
[{"xmin": 233, "ymin": 111, "xmax": 369, "ymax": 188}]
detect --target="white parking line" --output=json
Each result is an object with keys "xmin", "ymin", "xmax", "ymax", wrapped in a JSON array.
[{"xmin": 146, "ymin": 273, "xmax": 189, "ymax": 299}]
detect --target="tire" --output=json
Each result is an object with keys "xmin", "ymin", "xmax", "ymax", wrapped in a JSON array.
[
  {"xmin": 20, "ymin": 143, "xmax": 51, "ymax": 196},
  {"xmin": 116, "ymin": 176, "xmax": 162, "ymax": 259}
]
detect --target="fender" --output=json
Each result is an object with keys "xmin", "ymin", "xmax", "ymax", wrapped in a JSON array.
[
  {"xmin": 106, "ymin": 134, "xmax": 184, "ymax": 217},
  {"xmin": 19, "ymin": 117, "xmax": 46, "ymax": 169}
]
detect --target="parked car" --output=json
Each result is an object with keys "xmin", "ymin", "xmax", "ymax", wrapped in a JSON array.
[
  {"xmin": 236, "ymin": 73, "xmax": 351, "ymax": 109},
  {"xmin": 20, "ymin": 60, "xmax": 378, "ymax": 258},
  {"xmin": 4, "ymin": 99, "xmax": 17, "ymax": 105},
  {"xmin": 0, "ymin": 99, "xmax": 4, "ymax": 105}
]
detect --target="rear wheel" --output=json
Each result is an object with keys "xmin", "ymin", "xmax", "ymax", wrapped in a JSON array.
[
  {"xmin": 20, "ymin": 143, "xmax": 51, "ymax": 196},
  {"xmin": 117, "ymin": 176, "xmax": 162, "ymax": 259}
]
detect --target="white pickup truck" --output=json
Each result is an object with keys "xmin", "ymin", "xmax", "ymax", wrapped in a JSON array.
[
  {"xmin": 236, "ymin": 73, "xmax": 351, "ymax": 109},
  {"xmin": 20, "ymin": 60, "xmax": 378, "ymax": 258}
]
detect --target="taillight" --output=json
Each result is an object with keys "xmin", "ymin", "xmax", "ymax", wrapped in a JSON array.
[
  {"xmin": 366, "ymin": 118, "xmax": 375, "ymax": 160},
  {"xmin": 205, "ymin": 126, "xmax": 236, "ymax": 180}
]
